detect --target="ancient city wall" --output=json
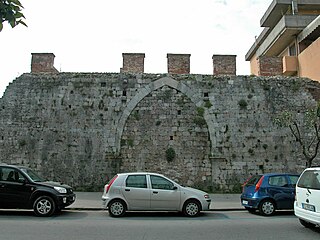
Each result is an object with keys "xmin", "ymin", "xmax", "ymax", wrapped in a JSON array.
[{"xmin": 1, "ymin": 71, "xmax": 320, "ymax": 191}]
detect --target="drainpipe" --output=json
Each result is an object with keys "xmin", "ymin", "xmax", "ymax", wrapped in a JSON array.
[
  {"xmin": 295, "ymin": 35, "xmax": 300, "ymax": 77},
  {"xmin": 292, "ymin": 0, "xmax": 298, "ymax": 15}
]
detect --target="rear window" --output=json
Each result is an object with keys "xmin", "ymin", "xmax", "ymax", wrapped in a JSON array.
[
  {"xmin": 126, "ymin": 175, "xmax": 147, "ymax": 188},
  {"xmin": 245, "ymin": 175, "xmax": 262, "ymax": 186},
  {"xmin": 297, "ymin": 170, "xmax": 320, "ymax": 190}
]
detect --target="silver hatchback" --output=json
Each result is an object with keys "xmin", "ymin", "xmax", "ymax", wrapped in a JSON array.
[{"xmin": 102, "ymin": 172, "xmax": 211, "ymax": 217}]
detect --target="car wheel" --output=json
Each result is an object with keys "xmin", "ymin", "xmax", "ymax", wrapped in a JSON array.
[
  {"xmin": 245, "ymin": 207, "xmax": 256, "ymax": 213},
  {"xmin": 108, "ymin": 200, "xmax": 126, "ymax": 217},
  {"xmin": 299, "ymin": 219, "xmax": 316, "ymax": 228},
  {"xmin": 259, "ymin": 199, "xmax": 275, "ymax": 216},
  {"xmin": 183, "ymin": 200, "xmax": 200, "ymax": 217},
  {"xmin": 33, "ymin": 196, "xmax": 56, "ymax": 217}
]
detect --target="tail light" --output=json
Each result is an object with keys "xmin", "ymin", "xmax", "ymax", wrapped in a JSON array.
[
  {"xmin": 105, "ymin": 175, "xmax": 118, "ymax": 193},
  {"xmin": 255, "ymin": 176, "xmax": 264, "ymax": 192}
]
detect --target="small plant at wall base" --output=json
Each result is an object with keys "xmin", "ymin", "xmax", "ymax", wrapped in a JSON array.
[
  {"xmin": 166, "ymin": 147, "xmax": 176, "ymax": 162},
  {"xmin": 274, "ymin": 102, "xmax": 320, "ymax": 167}
]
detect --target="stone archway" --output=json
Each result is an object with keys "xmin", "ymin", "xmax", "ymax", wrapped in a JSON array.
[
  {"xmin": 115, "ymin": 77, "xmax": 214, "ymax": 152},
  {"xmin": 116, "ymin": 77, "xmax": 212, "ymax": 187}
]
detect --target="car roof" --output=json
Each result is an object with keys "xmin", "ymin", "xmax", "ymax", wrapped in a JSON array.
[
  {"xmin": 117, "ymin": 172, "xmax": 166, "ymax": 177},
  {"xmin": 0, "ymin": 163, "xmax": 29, "ymax": 170},
  {"xmin": 259, "ymin": 173, "xmax": 299, "ymax": 177},
  {"xmin": 303, "ymin": 166, "xmax": 320, "ymax": 171}
]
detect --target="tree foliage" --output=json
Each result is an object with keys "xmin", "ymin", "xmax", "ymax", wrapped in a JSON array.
[
  {"xmin": 0, "ymin": 0, "xmax": 27, "ymax": 32},
  {"xmin": 274, "ymin": 102, "xmax": 320, "ymax": 167}
]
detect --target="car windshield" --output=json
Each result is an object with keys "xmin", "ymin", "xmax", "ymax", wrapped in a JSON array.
[{"xmin": 21, "ymin": 168, "xmax": 44, "ymax": 182}]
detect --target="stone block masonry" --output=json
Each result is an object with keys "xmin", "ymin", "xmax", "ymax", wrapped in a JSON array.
[{"xmin": 1, "ymin": 54, "xmax": 320, "ymax": 192}]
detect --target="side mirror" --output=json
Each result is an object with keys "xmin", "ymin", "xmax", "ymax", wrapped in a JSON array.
[{"xmin": 172, "ymin": 186, "xmax": 178, "ymax": 190}]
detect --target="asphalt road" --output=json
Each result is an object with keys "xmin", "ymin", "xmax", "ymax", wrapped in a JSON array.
[{"xmin": 0, "ymin": 210, "xmax": 319, "ymax": 240}]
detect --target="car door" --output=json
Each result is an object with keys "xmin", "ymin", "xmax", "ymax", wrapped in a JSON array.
[
  {"xmin": 149, "ymin": 174, "xmax": 181, "ymax": 210},
  {"xmin": 121, "ymin": 174, "xmax": 151, "ymax": 210},
  {"xmin": 0, "ymin": 167, "xmax": 33, "ymax": 208},
  {"xmin": 267, "ymin": 175, "xmax": 294, "ymax": 209}
]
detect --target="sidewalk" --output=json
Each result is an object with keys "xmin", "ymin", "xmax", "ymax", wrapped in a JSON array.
[{"xmin": 68, "ymin": 192, "xmax": 243, "ymax": 211}]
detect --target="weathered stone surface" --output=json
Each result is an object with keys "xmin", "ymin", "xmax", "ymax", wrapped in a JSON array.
[{"xmin": 0, "ymin": 73, "xmax": 319, "ymax": 191}]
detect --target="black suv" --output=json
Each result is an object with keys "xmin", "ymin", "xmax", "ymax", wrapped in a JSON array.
[{"xmin": 0, "ymin": 163, "xmax": 76, "ymax": 216}]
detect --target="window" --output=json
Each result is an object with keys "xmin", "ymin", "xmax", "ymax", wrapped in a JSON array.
[
  {"xmin": 0, "ymin": 167, "xmax": 25, "ymax": 182},
  {"xmin": 269, "ymin": 176, "xmax": 288, "ymax": 187},
  {"xmin": 288, "ymin": 175, "xmax": 299, "ymax": 187},
  {"xmin": 126, "ymin": 175, "xmax": 147, "ymax": 188},
  {"xmin": 298, "ymin": 170, "xmax": 320, "ymax": 190},
  {"xmin": 245, "ymin": 175, "xmax": 261, "ymax": 186},
  {"xmin": 289, "ymin": 44, "xmax": 296, "ymax": 56},
  {"xmin": 150, "ymin": 175, "xmax": 174, "ymax": 190}
]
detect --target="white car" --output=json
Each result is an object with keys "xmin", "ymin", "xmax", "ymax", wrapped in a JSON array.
[
  {"xmin": 294, "ymin": 167, "xmax": 320, "ymax": 228},
  {"xmin": 102, "ymin": 172, "xmax": 211, "ymax": 217}
]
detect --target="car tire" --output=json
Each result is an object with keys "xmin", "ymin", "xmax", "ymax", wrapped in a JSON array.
[
  {"xmin": 245, "ymin": 207, "xmax": 256, "ymax": 213},
  {"xmin": 33, "ymin": 196, "xmax": 56, "ymax": 217},
  {"xmin": 299, "ymin": 219, "xmax": 316, "ymax": 228},
  {"xmin": 259, "ymin": 199, "xmax": 275, "ymax": 216},
  {"xmin": 183, "ymin": 200, "xmax": 201, "ymax": 217},
  {"xmin": 108, "ymin": 199, "xmax": 126, "ymax": 217}
]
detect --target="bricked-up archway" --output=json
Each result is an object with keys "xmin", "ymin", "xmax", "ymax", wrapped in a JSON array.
[
  {"xmin": 115, "ymin": 77, "xmax": 214, "ymax": 153},
  {"xmin": 119, "ymin": 82, "xmax": 212, "ymax": 187}
]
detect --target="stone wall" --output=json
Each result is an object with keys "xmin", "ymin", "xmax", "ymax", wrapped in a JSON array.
[{"xmin": 1, "ymin": 72, "xmax": 320, "ymax": 191}]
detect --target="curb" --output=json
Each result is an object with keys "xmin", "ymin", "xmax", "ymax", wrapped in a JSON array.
[{"xmin": 67, "ymin": 208, "xmax": 245, "ymax": 212}]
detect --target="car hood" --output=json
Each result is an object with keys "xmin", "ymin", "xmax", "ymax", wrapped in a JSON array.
[
  {"xmin": 181, "ymin": 186, "xmax": 209, "ymax": 197},
  {"xmin": 38, "ymin": 181, "xmax": 72, "ymax": 189}
]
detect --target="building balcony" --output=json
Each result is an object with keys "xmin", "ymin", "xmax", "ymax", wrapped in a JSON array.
[{"xmin": 282, "ymin": 56, "xmax": 297, "ymax": 76}]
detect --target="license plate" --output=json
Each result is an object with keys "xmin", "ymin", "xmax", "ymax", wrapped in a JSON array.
[
  {"xmin": 242, "ymin": 200, "xmax": 248, "ymax": 205},
  {"xmin": 302, "ymin": 203, "xmax": 316, "ymax": 212}
]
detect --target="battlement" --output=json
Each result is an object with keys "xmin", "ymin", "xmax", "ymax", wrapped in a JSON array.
[
  {"xmin": 167, "ymin": 54, "xmax": 191, "ymax": 74},
  {"xmin": 31, "ymin": 53, "xmax": 59, "ymax": 73},
  {"xmin": 30, "ymin": 53, "xmax": 237, "ymax": 75},
  {"xmin": 120, "ymin": 53, "xmax": 145, "ymax": 73}
]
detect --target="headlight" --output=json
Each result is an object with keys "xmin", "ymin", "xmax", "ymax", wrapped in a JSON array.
[{"xmin": 54, "ymin": 186, "xmax": 67, "ymax": 194}]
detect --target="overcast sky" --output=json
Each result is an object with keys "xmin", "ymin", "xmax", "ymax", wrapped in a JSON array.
[{"xmin": 0, "ymin": 0, "xmax": 271, "ymax": 97}]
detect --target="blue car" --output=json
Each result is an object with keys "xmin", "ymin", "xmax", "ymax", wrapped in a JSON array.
[{"xmin": 241, "ymin": 173, "xmax": 299, "ymax": 216}]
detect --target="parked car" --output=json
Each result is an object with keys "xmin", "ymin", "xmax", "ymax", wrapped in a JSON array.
[
  {"xmin": 0, "ymin": 163, "xmax": 76, "ymax": 217},
  {"xmin": 241, "ymin": 173, "xmax": 299, "ymax": 216},
  {"xmin": 294, "ymin": 166, "xmax": 320, "ymax": 228},
  {"xmin": 102, "ymin": 172, "xmax": 211, "ymax": 217}
]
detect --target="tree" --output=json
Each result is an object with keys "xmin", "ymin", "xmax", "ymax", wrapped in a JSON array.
[
  {"xmin": 274, "ymin": 102, "xmax": 320, "ymax": 168},
  {"xmin": 0, "ymin": 0, "xmax": 27, "ymax": 32}
]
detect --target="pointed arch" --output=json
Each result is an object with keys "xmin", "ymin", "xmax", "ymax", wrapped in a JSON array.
[{"xmin": 114, "ymin": 77, "xmax": 211, "ymax": 152}]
